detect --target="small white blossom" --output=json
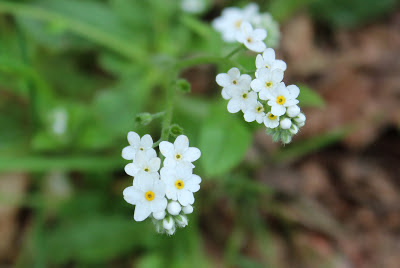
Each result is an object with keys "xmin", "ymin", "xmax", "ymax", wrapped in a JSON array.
[
  {"xmin": 122, "ymin": 132, "xmax": 155, "ymax": 161},
  {"xmin": 289, "ymin": 125, "xmax": 299, "ymax": 135},
  {"xmin": 236, "ymin": 21, "xmax": 267, "ymax": 52},
  {"xmin": 159, "ymin": 135, "xmax": 201, "ymax": 168},
  {"xmin": 265, "ymin": 83, "xmax": 299, "ymax": 116},
  {"xmin": 161, "ymin": 164, "xmax": 201, "ymax": 206},
  {"xmin": 227, "ymin": 89, "xmax": 258, "ymax": 113},
  {"xmin": 181, "ymin": 0, "xmax": 206, "ymax": 14},
  {"xmin": 264, "ymin": 112, "xmax": 280, "ymax": 128},
  {"xmin": 243, "ymin": 102, "xmax": 265, "ymax": 123},
  {"xmin": 212, "ymin": 4, "xmax": 259, "ymax": 42},
  {"xmin": 255, "ymin": 48, "xmax": 286, "ymax": 71},
  {"xmin": 280, "ymin": 118, "xmax": 292, "ymax": 129},
  {"xmin": 216, "ymin": 68, "xmax": 252, "ymax": 100},
  {"xmin": 295, "ymin": 113, "xmax": 306, "ymax": 127},
  {"xmin": 182, "ymin": 205, "xmax": 193, "ymax": 214},
  {"xmin": 51, "ymin": 108, "xmax": 68, "ymax": 135},
  {"xmin": 251, "ymin": 68, "xmax": 284, "ymax": 100},
  {"xmin": 123, "ymin": 174, "xmax": 167, "ymax": 222},
  {"xmin": 124, "ymin": 150, "xmax": 161, "ymax": 180},
  {"xmin": 251, "ymin": 13, "xmax": 280, "ymax": 48},
  {"xmin": 167, "ymin": 201, "xmax": 182, "ymax": 216},
  {"xmin": 166, "ymin": 225, "xmax": 176, "ymax": 235}
]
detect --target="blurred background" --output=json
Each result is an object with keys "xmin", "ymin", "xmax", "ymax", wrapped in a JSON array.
[{"xmin": 0, "ymin": 0, "xmax": 399, "ymax": 267}]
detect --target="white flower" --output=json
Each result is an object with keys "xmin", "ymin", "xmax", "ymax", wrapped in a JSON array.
[
  {"xmin": 286, "ymin": 105, "xmax": 301, "ymax": 118},
  {"xmin": 264, "ymin": 112, "xmax": 280, "ymax": 128},
  {"xmin": 161, "ymin": 164, "xmax": 201, "ymax": 206},
  {"xmin": 236, "ymin": 21, "xmax": 266, "ymax": 52},
  {"xmin": 159, "ymin": 135, "xmax": 201, "ymax": 168},
  {"xmin": 251, "ymin": 68, "xmax": 284, "ymax": 100},
  {"xmin": 167, "ymin": 201, "xmax": 182, "ymax": 215},
  {"xmin": 123, "ymin": 174, "xmax": 167, "ymax": 222},
  {"xmin": 243, "ymin": 102, "xmax": 265, "ymax": 123},
  {"xmin": 227, "ymin": 89, "xmax": 258, "ymax": 113},
  {"xmin": 51, "ymin": 108, "xmax": 68, "ymax": 135},
  {"xmin": 181, "ymin": 0, "xmax": 206, "ymax": 14},
  {"xmin": 122, "ymin": 132, "xmax": 155, "ymax": 161},
  {"xmin": 265, "ymin": 83, "xmax": 300, "ymax": 116},
  {"xmin": 212, "ymin": 4, "xmax": 259, "ymax": 42},
  {"xmin": 280, "ymin": 118, "xmax": 292, "ymax": 129},
  {"xmin": 182, "ymin": 205, "xmax": 193, "ymax": 214},
  {"xmin": 124, "ymin": 150, "xmax": 161, "ymax": 180},
  {"xmin": 255, "ymin": 48, "xmax": 286, "ymax": 71},
  {"xmin": 216, "ymin": 68, "xmax": 251, "ymax": 100},
  {"xmin": 295, "ymin": 113, "xmax": 306, "ymax": 127}
]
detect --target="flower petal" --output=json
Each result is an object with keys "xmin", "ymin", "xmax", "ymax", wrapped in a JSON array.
[
  {"xmin": 287, "ymin": 85, "xmax": 300, "ymax": 98},
  {"xmin": 227, "ymin": 67, "xmax": 240, "ymax": 79},
  {"xmin": 178, "ymin": 190, "xmax": 195, "ymax": 206},
  {"xmin": 123, "ymin": 186, "xmax": 142, "ymax": 205},
  {"xmin": 159, "ymin": 141, "xmax": 174, "ymax": 158},
  {"xmin": 174, "ymin": 135, "xmax": 189, "ymax": 152},
  {"xmin": 183, "ymin": 147, "xmax": 201, "ymax": 162},
  {"xmin": 122, "ymin": 146, "xmax": 136, "ymax": 160},
  {"xmin": 216, "ymin": 73, "xmax": 231, "ymax": 87},
  {"xmin": 263, "ymin": 48, "xmax": 275, "ymax": 61},
  {"xmin": 124, "ymin": 163, "xmax": 138, "ymax": 176},
  {"xmin": 272, "ymin": 69, "xmax": 284, "ymax": 83},
  {"xmin": 134, "ymin": 202, "xmax": 151, "ymax": 221},
  {"xmin": 148, "ymin": 157, "xmax": 161, "ymax": 172},
  {"xmin": 250, "ymin": 78, "xmax": 264, "ymax": 92},
  {"xmin": 127, "ymin": 131, "xmax": 140, "ymax": 146},
  {"xmin": 255, "ymin": 54, "xmax": 264, "ymax": 69},
  {"xmin": 140, "ymin": 134, "xmax": 153, "ymax": 148},
  {"xmin": 271, "ymin": 105, "xmax": 286, "ymax": 116},
  {"xmin": 253, "ymin": 29, "xmax": 267, "ymax": 40},
  {"xmin": 227, "ymin": 99, "xmax": 241, "ymax": 113},
  {"xmin": 150, "ymin": 197, "xmax": 167, "ymax": 213}
]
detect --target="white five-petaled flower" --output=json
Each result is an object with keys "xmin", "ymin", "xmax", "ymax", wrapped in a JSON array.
[
  {"xmin": 123, "ymin": 174, "xmax": 167, "ymax": 222},
  {"xmin": 251, "ymin": 67, "xmax": 284, "ymax": 100},
  {"xmin": 122, "ymin": 132, "xmax": 155, "ymax": 161},
  {"xmin": 161, "ymin": 164, "xmax": 201, "ymax": 206},
  {"xmin": 264, "ymin": 112, "xmax": 280, "ymax": 128},
  {"xmin": 236, "ymin": 21, "xmax": 267, "ymax": 53},
  {"xmin": 216, "ymin": 68, "xmax": 251, "ymax": 100},
  {"xmin": 124, "ymin": 150, "xmax": 161, "ymax": 180},
  {"xmin": 159, "ymin": 135, "xmax": 201, "ymax": 168},
  {"xmin": 212, "ymin": 4, "xmax": 259, "ymax": 42},
  {"xmin": 265, "ymin": 83, "xmax": 300, "ymax": 116},
  {"xmin": 243, "ymin": 102, "xmax": 266, "ymax": 123},
  {"xmin": 227, "ymin": 88, "xmax": 258, "ymax": 113},
  {"xmin": 255, "ymin": 48, "xmax": 286, "ymax": 71}
]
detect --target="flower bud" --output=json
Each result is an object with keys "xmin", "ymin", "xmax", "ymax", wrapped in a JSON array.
[
  {"xmin": 163, "ymin": 217, "xmax": 174, "ymax": 230},
  {"xmin": 169, "ymin": 124, "xmax": 184, "ymax": 137},
  {"xmin": 281, "ymin": 134, "xmax": 292, "ymax": 144},
  {"xmin": 166, "ymin": 225, "xmax": 176, "ymax": 235},
  {"xmin": 182, "ymin": 205, "xmax": 193, "ymax": 214},
  {"xmin": 286, "ymin": 105, "xmax": 300, "ymax": 118},
  {"xmin": 295, "ymin": 113, "xmax": 306, "ymax": 124},
  {"xmin": 289, "ymin": 124, "xmax": 299, "ymax": 135},
  {"xmin": 135, "ymin": 112, "xmax": 153, "ymax": 125},
  {"xmin": 280, "ymin": 118, "xmax": 292, "ymax": 129},
  {"xmin": 153, "ymin": 210, "xmax": 166, "ymax": 220},
  {"xmin": 167, "ymin": 201, "xmax": 181, "ymax": 215},
  {"xmin": 175, "ymin": 215, "xmax": 188, "ymax": 228}
]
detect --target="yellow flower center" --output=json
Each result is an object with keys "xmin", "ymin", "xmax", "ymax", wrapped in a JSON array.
[
  {"xmin": 139, "ymin": 147, "xmax": 144, "ymax": 151},
  {"xmin": 256, "ymin": 106, "xmax": 263, "ymax": 113},
  {"xmin": 232, "ymin": 80, "xmax": 237, "ymax": 85},
  {"xmin": 265, "ymin": 82, "xmax": 272, "ymax": 88},
  {"xmin": 175, "ymin": 180, "xmax": 184, "ymax": 189},
  {"xmin": 234, "ymin": 20, "xmax": 242, "ymax": 29},
  {"xmin": 175, "ymin": 154, "xmax": 182, "ymax": 160},
  {"xmin": 242, "ymin": 93, "xmax": 248, "ymax": 99},
  {"xmin": 246, "ymin": 37, "xmax": 252, "ymax": 43},
  {"xmin": 145, "ymin": 191, "xmax": 155, "ymax": 201},
  {"xmin": 144, "ymin": 167, "xmax": 150, "ymax": 172},
  {"xmin": 265, "ymin": 65, "xmax": 270, "ymax": 68},
  {"xmin": 268, "ymin": 113, "xmax": 277, "ymax": 120},
  {"xmin": 276, "ymin": 96, "xmax": 286, "ymax": 105}
]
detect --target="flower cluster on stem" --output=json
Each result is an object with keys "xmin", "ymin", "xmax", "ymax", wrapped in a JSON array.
[{"xmin": 122, "ymin": 132, "xmax": 201, "ymax": 235}]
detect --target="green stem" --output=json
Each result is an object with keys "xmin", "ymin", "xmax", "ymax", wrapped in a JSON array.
[{"xmin": 225, "ymin": 45, "xmax": 244, "ymax": 59}]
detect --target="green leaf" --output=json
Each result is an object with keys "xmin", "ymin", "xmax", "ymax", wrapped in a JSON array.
[
  {"xmin": 44, "ymin": 215, "xmax": 157, "ymax": 264},
  {"xmin": 199, "ymin": 102, "xmax": 252, "ymax": 177},
  {"xmin": 310, "ymin": 0, "xmax": 398, "ymax": 28},
  {"xmin": 298, "ymin": 84, "xmax": 325, "ymax": 108}
]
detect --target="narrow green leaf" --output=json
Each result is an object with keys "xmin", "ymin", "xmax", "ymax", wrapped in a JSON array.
[{"xmin": 298, "ymin": 84, "xmax": 325, "ymax": 108}]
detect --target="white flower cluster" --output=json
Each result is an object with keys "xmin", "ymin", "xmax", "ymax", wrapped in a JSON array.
[
  {"xmin": 212, "ymin": 3, "xmax": 280, "ymax": 50},
  {"xmin": 216, "ymin": 48, "xmax": 306, "ymax": 144},
  {"xmin": 122, "ymin": 132, "xmax": 201, "ymax": 235}
]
